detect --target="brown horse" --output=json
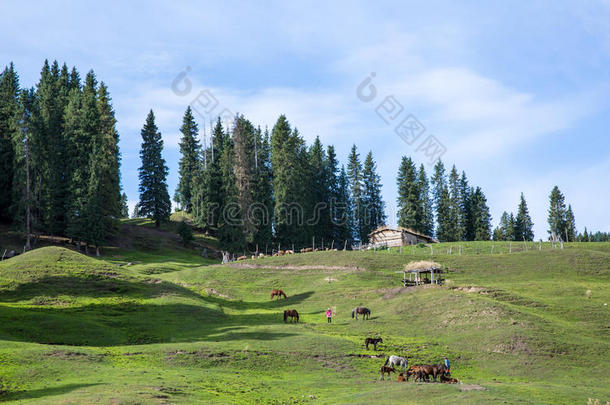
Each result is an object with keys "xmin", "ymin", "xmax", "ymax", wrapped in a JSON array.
[
  {"xmin": 351, "ymin": 307, "xmax": 371, "ymax": 320},
  {"xmin": 365, "ymin": 337, "xmax": 383, "ymax": 350},
  {"xmin": 379, "ymin": 366, "xmax": 396, "ymax": 380},
  {"xmin": 397, "ymin": 373, "xmax": 406, "ymax": 382},
  {"xmin": 270, "ymin": 289, "xmax": 287, "ymax": 300},
  {"xmin": 283, "ymin": 309, "xmax": 299, "ymax": 323},
  {"xmin": 416, "ymin": 364, "xmax": 448, "ymax": 382}
]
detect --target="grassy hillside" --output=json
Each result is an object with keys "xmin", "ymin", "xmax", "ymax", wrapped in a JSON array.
[{"xmin": 0, "ymin": 242, "xmax": 608, "ymax": 404}]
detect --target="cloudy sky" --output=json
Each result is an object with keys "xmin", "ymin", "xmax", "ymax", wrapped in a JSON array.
[{"xmin": 2, "ymin": 1, "xmax": 609, "ymax": 238}]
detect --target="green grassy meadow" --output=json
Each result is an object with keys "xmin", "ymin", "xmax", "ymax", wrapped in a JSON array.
[{"xmin": 0, "ymin": 232, "xmax": 608, "ymax": 403}]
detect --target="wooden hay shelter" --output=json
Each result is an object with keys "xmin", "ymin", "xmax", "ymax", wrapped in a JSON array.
[{"xmin": 396, "ymin": 260, "xmax": 444, "ymax": 286}]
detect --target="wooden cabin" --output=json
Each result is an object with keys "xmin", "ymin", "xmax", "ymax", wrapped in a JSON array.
[{"xmin": 368, "ymin": 226, "xmax": 438, "ymax": 248}]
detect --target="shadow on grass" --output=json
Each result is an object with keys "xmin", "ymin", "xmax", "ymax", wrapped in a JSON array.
[
  {"xmin": 0, "ymin": 300, "xmax": 302, "ymax": 346},
  {"xmin": 0, "ymin": 383, "xmax": 102, "ymax": 401},
  {"xmin": 203, "ymin": 291, "xmax": 315, "ymax": 310},
  {"xmin": 0, "ymin": 275, "xmax": 203, "ymax": 303}
]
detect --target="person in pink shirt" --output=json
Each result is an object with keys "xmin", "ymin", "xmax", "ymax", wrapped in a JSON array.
[{"xmin": 326, "ymin": 308, "xmax": 332, "ymax": 323}]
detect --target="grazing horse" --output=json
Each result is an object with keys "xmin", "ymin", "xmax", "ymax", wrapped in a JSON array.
[
  {"xmin": 365, "ymin": 337, "xmax": 383, "ymax": 351},
  {"xmin": 379, "ymin": 366, "xmax": 396, "ymax": 380},
  {"xmin": 270, "ymin": 289, "xmax": 287, "ymax": 300},
  {"xmin": 406, "ymin": 365, "xmax": 426, "ymax": 382},
  {"xmin": 351, "ymin": 307, "xmax": 371, "ymax": 320},
  {"xmin": 384, "ymin": 355, "xmax": 408, "ymax": 373},
  {"xmin": 283, "ymin": 309, "xmax": 299, "ymax": 323},
  {"xmin": 417, "ymin": 364, "xmax": 448, "ymax": 382}
]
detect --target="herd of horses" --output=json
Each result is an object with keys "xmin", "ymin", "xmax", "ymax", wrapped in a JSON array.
[
  {"xmin": 272, "ymin": 289, "xmax": 456, "ymax": 383},
  {"xmin": 380, "ymin": 358, "xmax": 456, "ymax": 383}
]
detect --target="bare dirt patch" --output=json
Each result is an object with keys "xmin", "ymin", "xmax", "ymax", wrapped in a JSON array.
[
  {"xmin": 493, "ymin": 335, "xmax": 531, "ymax": 354},
  {"xmin": 229, "ymin": 263, "xmax": 364, "ymax": 272},
  {"xmin": 460, "ymin": 384, "xmax": 485, "ymax": 392}
]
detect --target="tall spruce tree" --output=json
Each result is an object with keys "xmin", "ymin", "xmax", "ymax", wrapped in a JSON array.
[
  {"xmin": 94, "ymin": 82, "xmax": 121, "ymax": 238},
  {"xmin": 396, "ymin": 156, "xmax": 419, "ymax": 230},
  {"xmin": 469, "ymin": 187, "xmax": 492, "ymax": 240},
  {"xmin": 547, "ymin": 186, "xmax": 567, "ymax": 240},
  {"xmin": 336, "ymin": 165, "xmax": 353, "ymax": 247},
  {"xmin": 459, "ymin": 172, "xmax": 473, "ymax": 240},
  {"xmin": 138, "ymin": 110, "xmax": 171, "ymax": 227},
  {"xmin": 417, "ymin": 164, "xmax": 434, "ymax": 237},
  {"xmin": 514, "ymin": 193, "xmax": 534, "ymax": 241},
  {"xmin": 252, "ymin": 127, "xmax": 273, "ymax": 248},
  {"xmin": 193, "ymin": 118, "xmax": 225, "ymax": 231},
  {"xmin": 12, "ymin": 88, "xmax": 38, "ymax": 249},
  {"xmin": 217, "ymin": 126, "xmax": 245, "ymax": 251},
  {"xmin": 271, "ymin": 115, "xmax": 309, "ymax": 247},
  {"xmin": 361, "ymin": 151, "xmax": 386, "ymax": 242},
  {"xmin": 347, "ymin": 145, "xmax": 363, "ymax": 242},
  {"xmin": 120, "ymin": 193, "xmax": 129, "ymax": 218},
  {"xmin": 36, "ymin": 60, "xmax": 67, "ymax": 234},
  {"xmin": 326, "ymin": 145, "xmax": 340, "ymax": 244},
  {"xmin": 432, "ymin": 161, "xmax": 450, "ymax": 241},
  {"xmin": 309, "ymin": 137, "xmax": 332, "ymax": 243},
  {"xmin": 63, "ymin": 77, "xmax": 90, "ymax": 243},
  {"xmin": 0, "ymin": 63, "xmax": 19, "ymax": 222},
  {"xmin": 565, "ymin": 205, "xmax": 576, "ymax": 242},
  {"xmin": 175, "ymin": 106, "xmax": 200, "ymax": 212},
  {"xmin": 446, "ymin": 165, "xmax": 462, "ymax": 241},
  {"xmin": 232, "ymin": 115, "xmax": 256, "ymax": 245}
]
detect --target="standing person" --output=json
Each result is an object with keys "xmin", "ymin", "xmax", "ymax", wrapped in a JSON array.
[
  {"xmin": 443, "ymin": 356, "xmax": 450, "ymax": 373},
  {"xmin": 326, "ymin": 308, "xmax": 332, "ymax": 323}
]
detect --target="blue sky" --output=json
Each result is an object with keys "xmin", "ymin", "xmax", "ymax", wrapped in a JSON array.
[{"xmin": 2, "ymin": 1, "xmax": 609, "ymax": 239}]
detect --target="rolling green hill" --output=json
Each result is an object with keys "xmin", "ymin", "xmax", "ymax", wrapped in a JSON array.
[{"xmin": 0, "ymin": 242, "xmax": 608, "ymax": 404}]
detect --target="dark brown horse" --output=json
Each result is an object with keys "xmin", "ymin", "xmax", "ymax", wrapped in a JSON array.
[
  {"xmin": 365, "ymin": 337, "xmax": 383, "ymax": 350},
  {"xmin": 379, "ymin": 366, "xmax": 396, "ymax": 380},
  {"xmin": 415, "ymin": 364, "xmax": 448, "ymax": 382},
  {"xmin": 270, "ymin": 289, "xmax": 287, "ymax": 300},
  {"xmin": 351, "ymin": 307, "xmax": 370, "ymax": 320},
  {"xmin": 283, "ymin": 309, "xmax": 299, "ymax": 323}
]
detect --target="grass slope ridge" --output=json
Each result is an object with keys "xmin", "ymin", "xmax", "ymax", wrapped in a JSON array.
[{"xmin": 0, "ymin": 243, "xmax": 609, "ymax": 404}]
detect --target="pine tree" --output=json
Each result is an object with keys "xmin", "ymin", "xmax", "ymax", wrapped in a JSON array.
[
  {"xmin": 347, "ymin": 145, "xmax": 363, "ymax": 242},
  {"xmin": 446, "ymin": 165, "xmax": 462, "ymax": 241},
  {"xmin": 335, "ymin": 165, "xmax": 353, "ymax": 247},
  {"xmin": 417, "ymin": 164, "xmax": 434, "ymax": 237},
  {"xmin": 495, "ymin": 211, "xmax": 513, "ymax": 241},
  {"xmin": 36, "ymin": 60, "xmax": 67, "ymax": 234},
  {"xmin": 431, "ymin": 161, "xmax": 450, "ymax": 241},
  {"xmin": 252, "ymin": 127, "xmax": 273, "ymax": 248},
  {"xmin": 396, "ymin": 156, "xmax": 419, "ymax": 230},
  {"xmin": 514, "ymin": 193, "xmax": 534, "ymax": 241},
  {"xmin": 0, "ymin": 63, "xmax": 20, "ymax": 222},
  {"xmin": 459, "ymin": 172, "xmax": 472, "ymax": 240},
  {"xmin": 63, "ymin": 80, "xmax": 89, "ymax": 242},
  {"xmin": 192, "ymin": 118, "xmax": 225, "ymax": 231},
  {"xmin": 232, "ymin": 115, "xmax": 256, "ymax": 245},
  {"xmin": 565, "ymin": 205, "xmax": 576, "ymax": 242},
  {"xmin": 217, "ymin": 126, "xmax": 245, "ymax": 251},
  {"xmin": 175, "ymin": 106, "xmax": 200, "ymax": 212},
  {"xmin": 271, "ymin": 115, "xmax": 309, "ymax": 247},
  {"xmin": 138, "ymin": 110, "xmax": 171, "ymax": 227},
  {"xmin": 309, "ymin": 137, "xmax": 332, "ymax": 242},
  {"xmin": 470, "ymin": 187, "xmax": 492, "ymax": 240},
  {"xmin": 361, "ymin": 151, "xmax": 386, "ymax": 242},
  {"xmin": 94, "ymin": 82, "xmax": 121, "ymax": 238},
  {"xmin": 11, "ymin": 88, "xmax": 38, "ymax": 249},
  {"xmin": 326, "ymin": 145, "xmax": 341, "ymax": 244},
  {"xmin": 120, "ymin": 193, "xmax": 129, "ymax": 218},
  {"xmin": 547, "ymin": 186, "xmax": 567, "ymax": 240}
]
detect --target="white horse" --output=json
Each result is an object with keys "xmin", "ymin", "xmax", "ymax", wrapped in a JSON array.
[{"xmin": 384, "ymin": 355, "xmax": 408, "ymax": 372}]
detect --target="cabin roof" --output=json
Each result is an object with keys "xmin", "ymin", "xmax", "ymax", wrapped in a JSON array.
[{"xmin": 368, "ymin": 226, "xmax": 438, "ymax": 243}]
